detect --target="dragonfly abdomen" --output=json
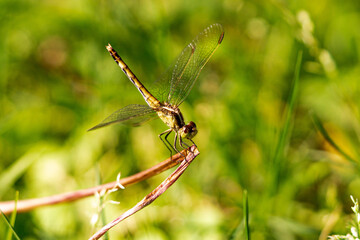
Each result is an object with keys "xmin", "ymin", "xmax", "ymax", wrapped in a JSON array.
[{"xmin": 106, "ymin": 44, "xmax": 161, "ymax": 109}]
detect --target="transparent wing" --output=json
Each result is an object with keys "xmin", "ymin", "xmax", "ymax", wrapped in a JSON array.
[
  {"xmin": 88, "ymin": 104, "xmax": 157, "ymax": 131},
  {"xmin": 149, "ymin": 23, "xmax": 224, "ymax": 106}
]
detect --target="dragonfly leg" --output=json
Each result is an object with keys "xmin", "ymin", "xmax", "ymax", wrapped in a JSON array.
[
  {"xmin": 173, "ymin": 132, "xmax": 188, "ymax": 160},
  {"xmin": 188, "ymin": 138, "xmax": 197, "ymax": 147},
  {"xmin": 179, "ymin": 136, "xmax": 194, "ymax": 161},
  {"xmin": 172, "ymin": 132, "xmax": 184, "ymax": 156},
  {"xmin": 159, "ymin": 129, "xmax": 173, "ymax": 158},
  {"xmin": 179, "ymin": 137, "xmax": 190, "ymax": 149}
]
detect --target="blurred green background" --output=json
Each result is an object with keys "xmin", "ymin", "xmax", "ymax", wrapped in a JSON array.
[{"xmin": 1, "ymin": 0, "xmax": 360, "ymax": 239}]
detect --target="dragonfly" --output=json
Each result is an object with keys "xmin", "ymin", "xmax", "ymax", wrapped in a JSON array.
[{"xmin": 89, "ymin": 23, "xmax": 224, "ymax": 155}]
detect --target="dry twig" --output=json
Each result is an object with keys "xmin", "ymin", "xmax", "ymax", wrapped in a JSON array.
[{"xmin": 0, "ymin": 147, "xmax": 192, "ymax": 214}]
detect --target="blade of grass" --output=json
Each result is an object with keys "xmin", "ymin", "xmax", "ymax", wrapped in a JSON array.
[
  {"xmin": 6, "ymin": 191, "xmax": 19, "ymax": 240},
  {"xmin": 312, "ymin": 113, "xmax": 357, "ymax": 165},
  {"xmin": 228, "ymin": 221, "xmax": 242, "ymax": 239},
  {"xmin": 243, "ymin": 190, "xmax": 251, "ymax": 240},
  {"xmin": 96, "ymin": 165, "xmax": 109, "ymax": 240},
  {"xmin": 270, "ymin": 51, "xmax": 303, "ymax": 193},
  {"xmin": 228, "ymin": 190, "xmax": 251, "ymax": 240},
  {"xmin": 1, "ymin": 210, "xmax": 20, "ymax": 240}
]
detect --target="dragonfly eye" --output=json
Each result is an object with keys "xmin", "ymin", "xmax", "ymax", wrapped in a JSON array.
[{"xmin": 180, "ymin": 121, "xmax": 198, "ymax": 139}]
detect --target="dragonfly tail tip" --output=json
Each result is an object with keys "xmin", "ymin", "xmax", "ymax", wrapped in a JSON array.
[{"xmin": 106, "ymin": 43, "xmax": 112, "ymax": 50}]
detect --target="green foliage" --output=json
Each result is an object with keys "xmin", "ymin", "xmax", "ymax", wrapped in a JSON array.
[{"xmin": 1, "ymin": 0, "xmax": 360, "ymax": 239}]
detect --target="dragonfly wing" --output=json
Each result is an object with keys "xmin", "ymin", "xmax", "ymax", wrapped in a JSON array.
[
  {"xmin": 168, "ymin": 23, "xmax": 224, "ymax": 106},
  {"xmin": 148, "ymin": 24, "xmax": 224, "ymax": 105},
  {"xmin": 88, "ymin": 104, "xmax": 157, "ymax": 131},
  {"xmin": 147, "ymin": 59, "xmax": 173, "ymax": 104}
]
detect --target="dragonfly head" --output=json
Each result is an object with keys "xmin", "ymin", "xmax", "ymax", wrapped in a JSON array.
[{"xmin": 179, "ymin": 121, "xmax": 198, "ymax": 140}]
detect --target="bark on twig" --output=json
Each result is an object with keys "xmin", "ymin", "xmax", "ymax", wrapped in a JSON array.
[{"xmin": 0, "ymin": 147, "xmax": 192, "ymax": 215}]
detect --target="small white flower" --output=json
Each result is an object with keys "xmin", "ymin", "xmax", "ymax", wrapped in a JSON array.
[
  {"xmin": 90, "ymin": 213, "xmax": 99, "ymax": 226},
  {"xmin": 351, "ymin": 227, "xmax": 358, "ymax": 238},
  {"xmin": 109, "ymin": 200, "xmax": 120, "ymax": 205},
  {"xmin": 94, "ymin": 190, "xmax": 100, "ymax": 199},
  {"xmin": 117, "ymin": 182, "xmax": 125, "ymax": 190},
  {"xmin": 99, "ymin": 188, "xmax": 107, "ymax": 196},
  {"xmin": 91, "ymin": 173, "xmax": 124, "ymax": 226},
  {"xmin": 108, "ymin": 187, "xmax": 119, "ymax": 193},
  {"xmin": 116, "ymin": 173, "xmax": 125, "ymax": 189}
]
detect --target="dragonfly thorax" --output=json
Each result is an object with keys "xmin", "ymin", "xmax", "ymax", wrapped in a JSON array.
[
  {"xmin": 156, "ymin": 104, "xmax": 198, "ymax": 140},
  {"xmin": 156, "ymin": 104, "xmax": 186, "ymax": 131}
]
